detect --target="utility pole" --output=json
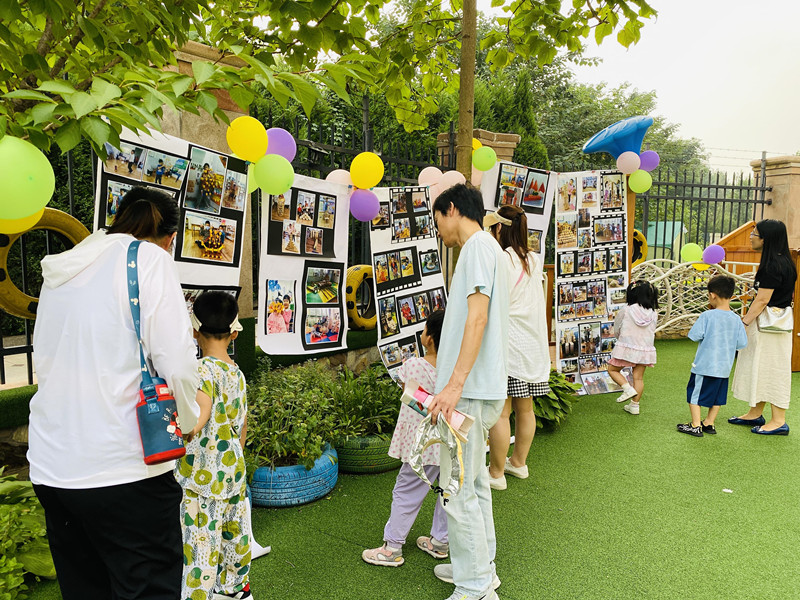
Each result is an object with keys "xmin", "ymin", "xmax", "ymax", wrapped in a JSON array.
[{"xmin": 456, "ymin": 0, "xmax": 477, "ymax": 180}]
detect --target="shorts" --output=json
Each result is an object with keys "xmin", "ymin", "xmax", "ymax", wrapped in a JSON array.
[
  {"xmin": 686, "ymin": 373, "xmax": 729, "ymax": 408},
  {"xmin": 507, "ymin": 376, "xmax": 551, "ymax": 398},
  {"xmin": 608, "ymin": 358, "xmax": 654, "ymax": 368}
]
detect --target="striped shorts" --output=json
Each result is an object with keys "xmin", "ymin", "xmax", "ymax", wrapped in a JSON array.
[{"xmin": 507, "ymin": 376, "xmax": 551, "ymax": 398}]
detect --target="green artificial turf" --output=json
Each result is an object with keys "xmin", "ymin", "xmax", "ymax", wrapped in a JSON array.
[{"xmin": 28, "ymin": 339, "xmax": 800, "ymax": 600}]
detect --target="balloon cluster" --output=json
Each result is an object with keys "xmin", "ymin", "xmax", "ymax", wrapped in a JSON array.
[
  {"xmin": 616, "ymin": 150, "xmax": 660, "ymax": 194},
  {"xmin": 226, "ymin": 117, "xmax": 297, "ymax": 196},
  {"xmin": 0, "ymin": 136, "xmax": 55, "ymax": 234},
  {"xmin": 324, "ymin": 152, "xmax": 384, "ymax": 222},
  {"xmin": 470, "ymin": 138, "xmax": 497, "ymax": 186},
  {"xmin": 679, "ymin": 242, "xmax": 726, "ymax": 271}
]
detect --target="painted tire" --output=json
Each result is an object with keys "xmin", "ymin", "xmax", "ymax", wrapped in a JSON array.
[
  {"xmin": 250, "ymin": 445, "xmax": 338, "ymax": 507},
  {"xmin": 335, "ymin": 435, "xmax": 401, "ymax": 474},
  {"xmin": 0, "ymin": 208, "xmax": 90, "ymax": 319},
  {"xmin": 632, "ymin": 229, "xmax": 648, "ymax": 268},
  {"xmin": 345, "ymin": 265, "xmax": 376, "ymax": 330}
]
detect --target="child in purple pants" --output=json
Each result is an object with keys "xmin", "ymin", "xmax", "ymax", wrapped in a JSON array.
[{"xmin": 362, "ymin": 309, "xmax": 448, "ymax": 567}]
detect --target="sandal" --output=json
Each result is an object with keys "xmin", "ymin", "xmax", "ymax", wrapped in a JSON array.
[
  {"xmin": 362, "ymin": 544, "xmax": 404, "ymax": 567},
  {"xmin": 416, "ymin": 535, "xmax": 449, "ymax": 559}
]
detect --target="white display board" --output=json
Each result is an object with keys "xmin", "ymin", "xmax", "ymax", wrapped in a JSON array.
[
  {"xmin": 553, "ymin": 170, "xmax": 629, "ymax": 394},
  {"xmin": 256, "ymin": 175, "xmax": 351, "ymax": 355}
]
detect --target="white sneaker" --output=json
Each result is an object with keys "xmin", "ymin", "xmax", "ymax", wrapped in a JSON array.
[
  {"xmin": 444, "ymin": 591, "xmax": 498, "ymax": 600},
  {"xmin": 435, "ymin": 563, "xmax": 501, "ymax": 590},
  {"xmin": 486, "ymin": 466, "xmax": 506, "ymax": 490},
  {"xmin": 623, "ymin": 401, "xmax": 640, "ymax": 415},
  {"xmin": 251, "ymin": 540, "xmax": 271, "ymax": 559},
  {"xmin": 503, "ymin": 457, "xmax": 529, "ymax": 480},
  {"xmin": 616, "ymin": 384, "xmax": 637, "ymax": 403}
]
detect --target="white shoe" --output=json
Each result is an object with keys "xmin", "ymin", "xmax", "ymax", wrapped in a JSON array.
[
  {"xmin": 435, "ymin": 563, "xmax": 501, "ymax": 590},
  {"xmin": 486, "ymin": 466, "xmax": 506, "ymax": 490},
  {"xmin": 616, "ymin": 384, "xmax": 637, "ymax": 403},
  {"xmin": 443, "ymin": 591, "xmax": 498, "ymax": 600},
  {"xmin": 503, "ymin": 457, "xmax": 528, "ymax": 480},
  {"xmin": 251, "ymin": 540, "xmax": 271, "ymax": 559},
  {"xmin": 623, "ymin": 401, "xmax": 640, "ymax": 415}
]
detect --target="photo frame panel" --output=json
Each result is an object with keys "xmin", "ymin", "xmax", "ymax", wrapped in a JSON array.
[
  {"xmin": 599, "ymin": 172, "xmax": 626, "ymax": 211},
  {"xmin": 371, "ymin": 203, "xmax": 390, "ymax": 230},
  {"xmin": 374, "ymin": 245, "xmax": 422, "ymax": 295},
  {"xmin": 177, "ymin": 209, "xmax": 241, "ymax": 267},
  {"xmin": 592, "ymin": 214, "xmax": 626, "ymax": 246},
  {"xmin": 265, "ymin": 279, "xmax": 297, "ymax": 335},
  {"xmin": 304, "ymin": 263, "xmax": 342, "ymax": 305},
  {"xmin": 557, "ymin": 251, "xmax": 577, "ymax": 278},
  {"xmin": 521, "ymin": 168, "xmax": 549, "ymax": 215},
  {"xmin": 420, "ymin": 249, "xmax": 442, "ymax": 276}
]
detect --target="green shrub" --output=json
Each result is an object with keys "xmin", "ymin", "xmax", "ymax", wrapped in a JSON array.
[
  {"xmin": 329, "ymin": 363, "xmax": 401, "ymax": 443},
  {"xmin": 0, "ymin": 386, "xmax": 37, "ymax": 430},
  {"xmin": 532, "ymin": 369, "xmax": 582, "ymax": 428},
  {"xmin": 245, "ymin": 358, "xmax": 339, "ymax": 470},
  {"xmin": 0, "ymin": 468, "xmax": 56, "ymax": 600}
]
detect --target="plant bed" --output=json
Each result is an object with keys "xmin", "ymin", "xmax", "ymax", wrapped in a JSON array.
[
  {"xmin": 335, "ymin": 435, "xmax": 400, "ymax": 474},
  {"xmin": 250, "ymin": 445, "xmax": 338, "ymax": 507}
]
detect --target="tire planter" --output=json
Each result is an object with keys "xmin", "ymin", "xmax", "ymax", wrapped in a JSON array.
[
  {"xmin": 335, "ymin": 435, "xmax": 401, "ymax": 474},
  {"xmin": 250, "ymin": 445, "xmax": 338, "ymax": 507}
]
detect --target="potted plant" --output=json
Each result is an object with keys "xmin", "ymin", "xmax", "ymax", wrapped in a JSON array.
[
  {"xmin": 532, "ymin": 369, "xmax": 582, "ymax": 428},
  {"xmin": 245, "ymin": 359, "xmax": 341, "ymax": 507},
  {"xmin": 331, "ymin": 363, "xmax": 403, "ymax": 474}
]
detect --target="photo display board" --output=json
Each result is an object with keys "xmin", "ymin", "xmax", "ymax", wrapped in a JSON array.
[
  {"xmin": 479, "ymin": 161, "xmax": 556, "ymax": 263},
  {"xmin": 256, "ymin": 175, "xmax": 350, "ymax": 355},
  {"xmin": 370, "ymin": 186, "xmax": 447, "ymax": 382},
  {"xmin": 94, "ymin": 129, "xmax": 247, "ymax": 294},
  {"xmin": 553, "ymin": 170, "xmax": 629, "ymax": 395}
]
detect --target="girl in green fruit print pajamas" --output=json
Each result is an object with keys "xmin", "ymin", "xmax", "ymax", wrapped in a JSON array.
[{"xmin": 175, "ymin": 291, "xmax": 252, "ymax": 600}]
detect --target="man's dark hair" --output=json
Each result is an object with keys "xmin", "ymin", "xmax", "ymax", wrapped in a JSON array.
[
  {"xmin": 707, "ymin": 275, "xmax": 736, "ymax": 299},
  {"xmin": 432, "ymin": 183, "xmax": 483, "ymax": 226},
  {"xmin": 193, "ymin": 291, "xmax": 238, "ymax": 340},
  {"xmin": 424, "ymin": 309, "xmax": 445, "ymax": 352}
]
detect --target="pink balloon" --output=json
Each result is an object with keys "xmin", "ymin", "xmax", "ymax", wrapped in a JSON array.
[
  {"xmin": 639, "ymin": 150, "xmax": 660, "ymax": 172},
  {"xmin": 266, "ymin": 127, "xmax": 297, "ymax": 162},
  {"xmin": 428, "ymin": 182, "xmax": 442, "ymax": 203},
  {"xmin": 471, "ymin": 167, "xmax": 484, "ymax": 187},
  {"xmin": 702, "ymin": 244, "xmax": 726, "ymax": 265},
  {"xmin": 326, "ymin": 169, "xmax": 352, "ymax": 186},
  {"xmin": 439, "ymin": 169, "xmax": 467, "ymax": 191},
  {"xmin": 616, "ymin": 151, "xmax": 641, "ymax": 175},
  {"xmin": 350, "ymin": 188, "xmax": 380, "ymax": 222},
  {"xmin": 418, "ymin": 166, "xmax": 443, "ymax": 186}
]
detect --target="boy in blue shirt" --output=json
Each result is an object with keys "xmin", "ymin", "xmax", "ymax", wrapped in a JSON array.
[{"xmin": 678, "ymin": 275, "xmax": 748, "ymax": 437}]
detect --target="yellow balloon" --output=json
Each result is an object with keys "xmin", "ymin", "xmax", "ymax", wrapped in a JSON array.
[
  {"xmin": 350, "ymin": 152, "xmax": 384, "ymax": 190},
  {"xmin": 692, "ymin": 262, "xmax": 711, "ymax": 271},
  {"xmin": 0, "ymin": 208, "xmax": 45, "ymax": 234},
  {"xmin": 472, "ymin": 138, "xmax": 482, "ymax": 151},
  {"xmin": 226, "ymin": 116, "xmax": 268, "ymax": 162}
]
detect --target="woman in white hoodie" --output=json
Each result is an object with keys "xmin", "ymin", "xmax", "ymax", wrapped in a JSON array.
[{"xmin": 28, "ymin": 187, "xmax": 200, "ymax": 600}]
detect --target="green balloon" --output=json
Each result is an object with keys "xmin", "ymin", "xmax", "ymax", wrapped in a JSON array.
[
  {"xmin": 472, "ymin": 146, "xmax": 497, "ymax": 172},
  {"xmin": 627, "ymin": 169, "xmax": 652, "ymax": 194},
  {"xmin": 0, "ymin": 136, "xmax": 55, "ymax": 220},
  {"xmin": 680, "ymin": 242, "xmax": 703, "ymax": 263},
  {"xmin": 253, "ymin": 154, "xmax": 294, "ymax": 195}
]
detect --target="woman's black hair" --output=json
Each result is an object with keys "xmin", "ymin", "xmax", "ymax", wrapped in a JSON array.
[
  {"xmin": 432, "ymin": 183, "xmax": 483, "ymax": 226},
  {"xmin": 493, "ymin": 205, "xmax": 531, "ymax": 275},
  {"xmin": 424, "ymin": 309, "xmax": 445, "ymax": 352},
  {"xmin": 107, "ymin": 186, "xmax": 179, "ymax": 240},
  {"xmin": 193, "ymin": 291, "xmax": 238, "ymax": 340},
  {"xmin": 756, "ymin": 219, "xmax": 797, "ymax": 282},
  {"xmin": 626, "ymin": 280, "xmax": 659, "ymax": 311}
]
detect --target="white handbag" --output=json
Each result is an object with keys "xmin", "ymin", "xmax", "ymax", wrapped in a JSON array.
[{"xmin": 756, "ymin": 305, "xmax": 794, "ymax": 333}]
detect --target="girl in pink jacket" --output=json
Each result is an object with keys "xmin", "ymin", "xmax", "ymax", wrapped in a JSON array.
[{"xmin": 607, "ymin": 280, "xmax": 659, "ymax": 415}]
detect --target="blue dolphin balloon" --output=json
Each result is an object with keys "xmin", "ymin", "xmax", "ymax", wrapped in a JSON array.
[{"xmin": 582, "ymin": 115, "xmax": 654, "ymax": 159}]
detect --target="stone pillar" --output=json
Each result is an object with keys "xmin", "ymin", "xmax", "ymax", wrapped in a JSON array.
[
  {"xmin": 436, "ymin": 128, "xmax": 521, "ymax": 168},
  {"xmin": 750, "ymin": 155, "xmax": 800, "ymax": 249},
  {"xmin": 160, "ymin": 42, "xmax": 255, "ymax": 319}
]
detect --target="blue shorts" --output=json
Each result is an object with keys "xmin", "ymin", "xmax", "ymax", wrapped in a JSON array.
[{"xmin": 686, "ymin": 373, "xmax": 729, "ymax": 407}]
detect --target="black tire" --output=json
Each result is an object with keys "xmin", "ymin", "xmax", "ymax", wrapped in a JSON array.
[
  {"xmin": 335, "ymin": 435, "xmax": 401, "ymax": 474},
  {"xmin": 250, "ymin": 445, "xmax": 338, "ymax": 507}
]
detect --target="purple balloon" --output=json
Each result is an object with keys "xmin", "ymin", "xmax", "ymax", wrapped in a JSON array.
[
  {"xmin": 266, "ymin": 127, "xmax": 297, "ymax": 162},
  {"xmin": 350, "ymin": 189, "xmax": 380, "ymax": 222},
  {"xmin": 702, "ymin": 244, "xmax": 726, "ymax": 265},
  {"xmin": 639, "ymin": 150, "xmax": 660, "ymax": 172}
]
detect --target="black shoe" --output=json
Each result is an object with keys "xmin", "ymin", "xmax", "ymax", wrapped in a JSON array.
[
  {"xmin": 677, "ymin": 422, "xmax": 703, "ymax": 437},
  {"xmin": 701, "ymin": 422, "xmax": 717, "ymax": 434},
  {"xmin": 728, "ymin": 415, "xmax": 765, "ymax": 426}
]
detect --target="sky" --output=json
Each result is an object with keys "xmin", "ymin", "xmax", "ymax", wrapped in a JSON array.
[{"xmin": 476, "ymin": 0, "xmax": 800, "ymax": 173}]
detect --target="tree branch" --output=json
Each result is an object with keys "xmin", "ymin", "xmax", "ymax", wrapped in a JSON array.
[{"xmin": 49, "ymin": 0, "xmax": 109, "ymax": 80}]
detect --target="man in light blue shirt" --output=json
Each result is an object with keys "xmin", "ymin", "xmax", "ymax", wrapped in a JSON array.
[
  {"xmin": 678, "ymin": 275, "xmax": 747, "ymax": 437},
  {"xmin": 428, "ymin": 183, "xmax": 509, "ymax": 600}
]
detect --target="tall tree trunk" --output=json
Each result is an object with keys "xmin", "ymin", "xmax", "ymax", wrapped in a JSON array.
[{"xmin": 456, "ymin": 0, "xmax": 477, "ymax": 180}]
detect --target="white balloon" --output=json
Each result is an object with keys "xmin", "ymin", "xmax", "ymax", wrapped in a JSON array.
[
  {"xmin": 325, "ymin": 169, "xmax": 352, "ymax": 186},
  {"xmin": 616, "ymin": 151, "xmax": 641, "ymax": 175},
  {"xmin": 471, "ymin": 167, "xmax": 484, "ymax": 187},
  {"xmin": 418, "ymin": 166, "xmax": 444, "ymax": 186},
  {"xmin": 439, "ymin": 169, "xmax": 467, "ymax": 191}
]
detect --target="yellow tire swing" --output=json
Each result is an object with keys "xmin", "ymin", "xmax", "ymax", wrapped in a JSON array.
[
  {"xmin": 345, "ymin": 265, "xmax": 376, "ymax": 330},
  {"xmin": 0, "ymin": 208, "xmax": 90, "ymax": 319},
  {"xmin": 631, "ymin": 229, "xmax": 648, "ymax": 267}
]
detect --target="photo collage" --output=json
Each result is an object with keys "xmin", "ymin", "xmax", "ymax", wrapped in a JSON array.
[
  {"xmin": 554, "ymin": 170, "xmax": 629, "ymax": 395},
  {"xmin": 370, "ymin": 186, "xmax": 448, "ymax": 381},
  {"xmin": 266, "ymin": 187, "xmax": 337, "ymax": 258},
  {"xmin": 495, "ymin": 163, "xmax": 549, "ymax": 216},
  {"xmin": 100, "ymin": 142, "xmax": 248, "ymax": 269},
  {"xmin": 388, "ymin": 187, "xmax": 434, "ymax": 242}
]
